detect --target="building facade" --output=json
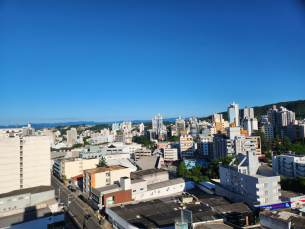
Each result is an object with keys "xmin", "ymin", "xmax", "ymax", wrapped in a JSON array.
[
  {"xmin": 0, "ymin": 131, "xmax": 51, "ymax": 194},
  {"xmin": 179, "ymin": 134, "xmax": 194, "ymax": 158}
]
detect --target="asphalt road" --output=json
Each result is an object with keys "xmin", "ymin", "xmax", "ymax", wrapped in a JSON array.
[{"xmin": 51, "ymin": 176, "xmax": 101, "ymax": 229}]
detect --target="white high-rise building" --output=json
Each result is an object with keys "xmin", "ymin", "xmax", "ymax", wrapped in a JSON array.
[
  {"xmin": 139, "ymin": 123, "xmax": 145, "ymax": 133},
  {"xmin": 228, "ymin": 102, "xmax": 239, "ymax": 127},
  {"xmin": 243, "ymin": 118, "xmax": 258, "ymax": 136},
  {"xmin": 0, "ymin": 129, "xmax": 51, "ymax": 194},
  {"xmin": 189, "ymin": 117, "xmax": 198, "ymax": 138},
  {"xmin": 179, "ymin": 134, "xmax": 194, "ymax": 158},
  {"xmin": 152, "ymin": 113, "xmax": 167, "ymax": 139},
  {"xmin": 67, "ymin": 128, "xmax": 77, "ymax": 144},
  {"xmin": 120, "ymin": 121, "xmax": 132, "ymax": 132}
]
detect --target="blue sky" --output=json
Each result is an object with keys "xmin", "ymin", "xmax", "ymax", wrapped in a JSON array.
[{"xmin": 1, "ymin": 0, "xmax": 305, "ymax": 125}]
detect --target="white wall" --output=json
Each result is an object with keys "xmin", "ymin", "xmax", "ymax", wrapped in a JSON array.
[{"xmin": 132, "ymin": 181, "xmax": 194, "ymax": 201}]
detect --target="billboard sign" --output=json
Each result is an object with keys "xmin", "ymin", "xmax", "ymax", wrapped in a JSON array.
[
  {"xmin": 290, "ymin": 195, "xmax": 305, "ymax": 211},
  {"xmin": 256, "ymin": 202, "xmax": 291, "ymax": 211}
]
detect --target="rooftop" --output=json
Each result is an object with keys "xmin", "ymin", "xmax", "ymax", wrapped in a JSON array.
[
  {"xmin": 213, "ymin": 202, "xmax": 252, "ymax": 214},
  {"xmin": 71, "ymin": 174, "xmax": 83, "ymax": 180},
  {"xmin": 0, "ymin": 186, "xmax": 54, "ymax": 199},
  {"xmin": 260, "ymin": 208, "xmax": 305, "ymax": 228},
  {"xmin": 84, "ymin": 165, "xmax": 127, "ymax": 174},
  {"xmin": 195, "ymin": 222, "xmax": 233, "ymax": 229},
  {"xmin": 135, "ymin": 156, "xmax": 160, "ymax": 170},
  {"xmin": 109, "ymin": 196, "xmax": 223, "ymax": 228},
  {"xmin": 131, "ymin": 168, "xmax": 167, "ymax": 179},
  {"xmin": 147, "ymin": 178, "xmax": 187, "ymax": 191},
  {"xmin": 94, "ymin": 184, "xmax": 121, "ymax": 193}
]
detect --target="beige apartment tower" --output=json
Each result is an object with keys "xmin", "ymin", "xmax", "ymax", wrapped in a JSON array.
[{"xmin": 0, "ymin": 130, "xmax": 51, "ymax": 194}]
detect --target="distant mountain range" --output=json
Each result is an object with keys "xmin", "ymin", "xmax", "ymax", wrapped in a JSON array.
[
  {"xmin": 1, "ymin": 100, "xmax": 304, "ymax": 129},
  {"xmin": 0, "ymin": 118, "xmax": 179, "ymax": 129}
]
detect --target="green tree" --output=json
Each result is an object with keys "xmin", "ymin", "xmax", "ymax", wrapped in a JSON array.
[
  {"xmin": 282, "ymin": 136, "xmax": 291, "ymax": 151},
  {"xmin": 171, "ymin": 136, "xmax": 179, "ymax": 142},
  {"xmin": 193, "ymin": 138, "xmax": 197, "ymax": 142},
  {"xmin": 176, "ymin": 161, "xmax": 190, "ymax": 178},
  {"xmin": 62, "ymin": 175, "xmax": 67, "ymax": 182},
  {"xmin": 205, "ymin": 155, "xmax": 237, "ymax": 179},
  {"xmin": 96, "ymin": 157, "xmax": 107, "ymax": 168}
]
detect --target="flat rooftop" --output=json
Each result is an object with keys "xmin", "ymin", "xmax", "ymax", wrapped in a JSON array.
[
  {"xmin": 85, "ymin": 165, "xmax": 127, "ymax": 174},
  {"xmin": 260, "ymin": 208, "xmax": 305, "ymax": 228},
  {"xmin": 280, "ymin": 189, "xmax": 301, "ymax": 198},
  {"xmin": 131, "ymin": 168, "xmax": 166, "ymax": 178},
  {"xmin": 213, "ymin": 202, "xmax": 252, "ymax": 214},
  {"xmin": 109, "ymin": 196, "xmax": 223, "ymax": 228},
  {"xmin": 195, "ymin": 222, "xmax": 233, "ymax": 229},
  {"xmin": 147, "ymin": 178, "xmax": 187, "ymax": 191},
  {"xmin": 95, "ymin": 184, "xmax": 120, "ymax": 193},
  {"xmin": 0, "ymin": 186, "xmax": 54, "ymax": 199}
]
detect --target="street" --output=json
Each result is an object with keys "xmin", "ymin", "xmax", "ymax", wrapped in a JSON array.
[{"xmin": 51, "ymin": 175, "xmax": 102, "ymax": 229}]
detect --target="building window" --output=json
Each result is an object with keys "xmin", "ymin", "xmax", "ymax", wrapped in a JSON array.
[
  {"xmin": 265, "ymin": 198, "xmax": 268, "ymax": 203},
  {"xmin": 140, "ymin": 188, "xmax": 144, "ymax": 191},
  {"xmin": 265, "ymin": 191, "xmax": 268, "ymax": 196},
  {"xmin": 18, "ymin": 197, "xmax": 23, "ymax": 200},
  {"xmin": 133, "ymin": 190, "xmax": 136, "ymax": 192},
  {"xmin": 7, "ymin": 199, "xmax": 11, "ymax": 203},
  {"xmin": 264, "ymin": 183, "xmax": 268, "ymax": 188}
]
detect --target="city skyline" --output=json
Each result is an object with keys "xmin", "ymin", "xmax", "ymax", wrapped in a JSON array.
[{"xmin": 1, "ymin": 0, "xmax": 305, "ymax": 125}]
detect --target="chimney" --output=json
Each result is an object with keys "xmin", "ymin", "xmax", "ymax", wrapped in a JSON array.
[{"xmin": 120, "ymin": 177, "xmax": 131, "ymax": 190}]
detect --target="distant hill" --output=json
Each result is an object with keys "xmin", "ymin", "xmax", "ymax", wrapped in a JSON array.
[{"xmin": 198, "ymin": 100, "xmax": 305, "ymax": 121}]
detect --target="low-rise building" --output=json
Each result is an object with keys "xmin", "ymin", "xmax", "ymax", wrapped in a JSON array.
[
  {"xmin": 106, "ymin": 194, "xmax": 224, "ymax": 229},
  {"xmin": 134, "ymin": 148, "xmax": 151, "ymax": 160},
  {"xmin": 93, "ymin": 135, "xmax": 113, "ymax": 144},
  {"xmin": 53, "ymin": 157, "xmax": 99, "ymax": 179},
  {"xmin": 260, "ymin": 208, "xmax": 305, "ymax": 229},
  {"xmin": 83, "ymin": 165, "xmax": 130, "ymax": 197},
  {"xmin": 272, "ymin": 152, "xmax": 305, "ymax": 178}
]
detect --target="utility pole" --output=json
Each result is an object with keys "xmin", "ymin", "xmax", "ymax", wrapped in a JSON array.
[
  {"xmin": 58, "ymin": 187, "xmax": 63, "ymax": 203},
  {"xmin": 68, "ymin": 193, "xmax": 74, "ymax": 207}
]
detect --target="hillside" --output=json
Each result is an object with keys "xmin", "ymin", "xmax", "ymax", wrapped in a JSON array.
[{"xmin": 198, "ymin": 100, "xmax": 305, "ymax": 121}]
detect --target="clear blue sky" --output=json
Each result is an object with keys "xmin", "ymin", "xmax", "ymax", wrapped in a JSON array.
[{"xmin": 1, "ymin": 0, "xmax": 305, "ymax": 125}]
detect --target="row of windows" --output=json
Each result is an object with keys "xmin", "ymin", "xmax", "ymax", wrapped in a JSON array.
[{"xmin": 0, "ymin": 196, "xmax": 28, "ymax": 205}]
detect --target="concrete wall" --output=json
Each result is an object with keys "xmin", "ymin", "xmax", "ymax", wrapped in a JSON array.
[
  {"xmin": 31, "ymin": 190, "xmax": 54, "ymax": 205},
  {"xmin": 82, "ymin": 158, "xmax": 99, "ymax": 171},
  {"xmin": 141, "ymin": 171, "xmax": 169, "ymax": 185},
  {"xmin": 260, "ymin": 213, "xmax": 289, "ymax": 229},
  {"xmin": 131, "ymin": 180, "xmax": 147, "ymax": 195},
  {"xmin": 132, "ymin": 181, "xmax": 194, "ymax": 202},
  {"xmin": 103, "ymin": 189, "xmax": 132, "ymax": 207}
]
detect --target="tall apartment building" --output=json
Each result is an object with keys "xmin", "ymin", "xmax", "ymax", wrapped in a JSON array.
[
  {"xmin": 163, "ymin": 145, "xmax": 178, "ymax": 161},
  {"xmin": 179, "ymin": 134, "xmax": 195, "ymax": 158},
  {"xmin": 0, "ymin": 130, "xmax": 51, "ymax": 194},
  {"xmin": 139, "ymin": 123, "xmax": 145, "ymax": 133},
  {"xmin": 120, "ymin": 121, "xmax": 132, "ymax": 131},
  {"xmin": 243, "ymin": 118, "xmax": 258, "ymax": 136},
  {"xmin": 241, "ymin": 106, "xmax": 254, "ymax": 120},
  {"xmin": 152, "ymin": 113, "xmax": 167, "ymax": 139},
  {"xmin": 112, "ymin": 123, "xmax": 120, "ymax": 131},
  {"xmin": 175, "ymin": 116, "xmax": 185, "ymax": 136},
  {"xmin": 228, "ymin": 102, "xmax": 239, "ymax": 127},
  {"xmin": 53, "ymin": 157, "xmax": 99, "ymax": 179},
  {"xmin": 267, "ymin": 106, "xmax": 295, "ymax": 126},
  {"xmin": 246, "ymin": 136, "xmax": 262, "ymax": 157},
  {"xmin": 212, "ymin": 112, "xmax": 228, "ymax": 132},
  {"xmin": 83, "ymin": 165, "xmax": 130, "ymax": 197},
  {"xmin": 272, "ymin": 152, "xmax": 305, "ymax": 178},
  {"xmin": 216, "ymin": 151, "xmax": 281, "ymax": 210},
  {"xmin": 189, "ymin": 117, "xmax": 198, "ymax": 138},
  {"xmin": 197, "ymin": 135, "xmax": 213, "ymax": 159},
  {"xmin": 260, "ymin": 124, "xmax": 274, "ymax": 141},
  {"xmin": 100, "ymin": 128, "xmax": 110, "ymax": 136},
  {"xmin": 115, "ymin": 131, "xmax": 125, "ymax": 143},
  {"xmin": 67, "ymin": 128, "xmax": 77, "ymax": 144}
]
